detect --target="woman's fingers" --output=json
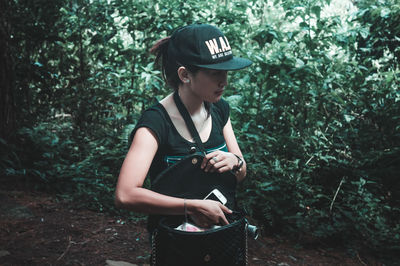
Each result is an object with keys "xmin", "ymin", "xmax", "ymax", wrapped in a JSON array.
[
  {"xmin": 190, "ymin": 200, "xmax": 231, "ymax": 227},
  {"xmin": 206, "ymin": 157, "xmax": 220, "ymax": 172},
  {"xmin": 220, "ymin": 203, "xmax": 232, "ymax": 214},
  {"xmin": 216, "ymin": 165, "xmax": 231, "ymax": 173},
  {"xmin": 201, "ymin": 151, "xmax": 219, "ymax": 169},
  {"xmin": 201, "ymin": 151, "xmax": 234, "ymax": 173},
  {"xmin": 213, "ymin": 203, "xmax": 231, "ymax": 225}
]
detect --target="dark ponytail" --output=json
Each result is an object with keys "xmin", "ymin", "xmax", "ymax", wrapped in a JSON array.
[
  {"xmin": 150, "ymin": 37, "xmax": 201, "ymax": 90},
  {"xmin": 150, "ymin": 36, "xmax": 171, "ymax": 86}
]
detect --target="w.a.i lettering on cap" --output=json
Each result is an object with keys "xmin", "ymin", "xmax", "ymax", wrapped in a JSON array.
[
  {"xmin": 204, "ymin": 36, "xmax": 233, "ymax": 59},
  {"xmin": 169, "ymin": 23, "xmax": 252, "ymax": 70}
]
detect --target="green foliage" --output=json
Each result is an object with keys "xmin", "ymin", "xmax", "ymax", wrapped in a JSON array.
[
  {"xmin": 232, "ymin": 0, "xmax": 399, "ymax": 258},
  {"xmin": 2, "ymin": 0, "xmax": 399, "ymax": 259}
]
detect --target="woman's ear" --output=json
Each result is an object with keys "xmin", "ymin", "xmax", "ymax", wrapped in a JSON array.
[{"xmin": 177, "ymin": 66, "xmax": 190, "ymax": 84}]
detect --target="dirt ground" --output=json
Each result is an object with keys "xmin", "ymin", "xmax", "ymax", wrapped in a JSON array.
[{"xmin": 0, "ymin": 188, "xmax": 386, "ymax": 266}]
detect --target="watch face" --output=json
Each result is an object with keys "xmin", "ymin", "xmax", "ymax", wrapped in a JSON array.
[{"xmin": 234, "ymin": 155, "xmax": 243, "ymax": 168}]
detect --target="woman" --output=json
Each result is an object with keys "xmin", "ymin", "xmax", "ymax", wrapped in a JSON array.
[{"xmin": 115, "ymin": 23, "xmax": 252, "ymax": 232}]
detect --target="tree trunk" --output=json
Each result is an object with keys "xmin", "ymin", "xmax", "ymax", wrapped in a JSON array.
[{"xmin": 0, "ymin": 0, "xmax": 16, "ymax": 142}]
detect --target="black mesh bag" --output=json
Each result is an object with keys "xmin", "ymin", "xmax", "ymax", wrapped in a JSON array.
[{"xmin": 151, "ymin": 214, "xmax": 248, "ymax": 266}]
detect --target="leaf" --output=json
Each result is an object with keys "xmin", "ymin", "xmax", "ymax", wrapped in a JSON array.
[
  {"xmin": 380, "ymin": 8, "xmax": 390, "ymax": 18},
  {"xmin": 299, "ymin": 21, "xmax": 309, "ymax": 29},
  {"xmin": 359, "ymin": 28, "xmax": 369, "ymax": 39},
  {"xmin": 311, "ymin": 5, "xmax": 321, "ymax": 19},
  {"xmin": 344, "ymin": 114, "xmax": 355, "ymax": 122}
]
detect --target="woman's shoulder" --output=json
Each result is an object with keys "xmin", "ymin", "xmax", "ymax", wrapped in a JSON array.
[
  {"xmin": 212, "ymin": 98, "xmax": 230, "ymax": 125},
  {"xmin": 213, "ymin": 97, "xmax": 230, "ymax": 112},
  {"xmin": 140, "ymin": 93, "xmax": 175, "ymax": 120},
  {"xmin": 129, "ymin": 101, "xmax": 170, "ymax": 144},
  {"xmin": 141, "ymin": 102, "xmax": 168, "ymax": 120}
]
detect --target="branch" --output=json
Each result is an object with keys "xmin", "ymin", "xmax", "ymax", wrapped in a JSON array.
[
  {"xmin": 57, "ymin": 236, "xmax": 72, "ymax": 261},
  {"xmin": 330, "ymin": 176, "xmax": 346, "ymax": 213}
]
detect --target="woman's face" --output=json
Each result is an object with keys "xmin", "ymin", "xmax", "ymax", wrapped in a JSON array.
[{"xmin": 188, "ymin": 69, "xmax": 228, "ymax": 103}]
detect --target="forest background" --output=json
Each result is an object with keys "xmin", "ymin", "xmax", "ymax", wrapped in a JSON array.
[{"xmin": 1, "ymin": 0, "xmax": 399, "ymax": 262}]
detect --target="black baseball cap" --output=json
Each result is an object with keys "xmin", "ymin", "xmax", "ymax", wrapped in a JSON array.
[{"xmin": 168, "ymin": 23, "xmax": 252, "ymax": 70}]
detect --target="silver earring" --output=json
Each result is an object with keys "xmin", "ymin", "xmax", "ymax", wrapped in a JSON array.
[{"xmin": 184, "ymin": 79, "xmax": 190, "ymax": 83}]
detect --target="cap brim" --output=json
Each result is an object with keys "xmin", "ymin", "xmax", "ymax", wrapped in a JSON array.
[{"xmin": 195, "ymin": 57, "xmax": 252, "ymax": 70}]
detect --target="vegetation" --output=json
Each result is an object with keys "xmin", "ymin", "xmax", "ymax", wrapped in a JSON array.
[{"xmin": 1, "ymin": 0, "xmax": 399, "ymax": 261}]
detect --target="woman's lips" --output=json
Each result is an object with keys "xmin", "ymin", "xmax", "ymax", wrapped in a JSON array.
[{"xmin": 215, "ymin": 89, "xmax": 224, "ymax": 95}]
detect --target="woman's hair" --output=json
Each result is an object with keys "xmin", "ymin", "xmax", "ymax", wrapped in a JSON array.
[
  {"xmin": 150, "ymin": 37, "xmax": 200, "ymax": 90},
  {"xmin": 150, "ymin": 36, "xmax": 211, "ymax": 116}
]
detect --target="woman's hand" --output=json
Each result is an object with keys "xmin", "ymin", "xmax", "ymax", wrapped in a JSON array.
[
  {"xmin": 201, "ymin": 151, "xmax": 238, "ymax": 173},
  {"xmin": 186, "ymin": 199, "xmax": 232, "ymax": 228}
]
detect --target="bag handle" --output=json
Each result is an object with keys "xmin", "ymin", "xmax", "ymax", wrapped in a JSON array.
[{"xmin": 173, "ymin": 91, "xmax": 206, "ymax": 155}]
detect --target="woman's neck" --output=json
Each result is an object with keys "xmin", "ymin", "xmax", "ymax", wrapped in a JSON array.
[{"xmin": 177, "ymin": 87, "xmax": 204, "ymax": 116}]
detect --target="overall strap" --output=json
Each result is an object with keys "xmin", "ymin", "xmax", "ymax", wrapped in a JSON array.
[{"xmin": 173, "ymin": 91, "xmax": 206, "ymax": 154}]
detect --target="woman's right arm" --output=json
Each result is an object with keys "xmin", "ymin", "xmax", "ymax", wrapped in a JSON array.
[
  {"xmin": 115, "ymin": 127, "xmax": 231, "ymax": 225},
  {"xmin": 115, "ymin": 127, "xmax": 185, "ymax": 214}
]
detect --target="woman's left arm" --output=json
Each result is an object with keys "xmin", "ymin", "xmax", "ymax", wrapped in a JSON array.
[
  {"xmin": 223, "ymin": 117, "xmax": 246, "ymax": 182},
  {"xmin": 201, "ymin": 117, "xmax": 247, "ymax": 182}
]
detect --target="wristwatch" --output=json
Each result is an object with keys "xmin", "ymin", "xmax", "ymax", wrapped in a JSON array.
[{"xmin": 232, "ymin": 154, "xmax": 244, "ymax": 174}]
